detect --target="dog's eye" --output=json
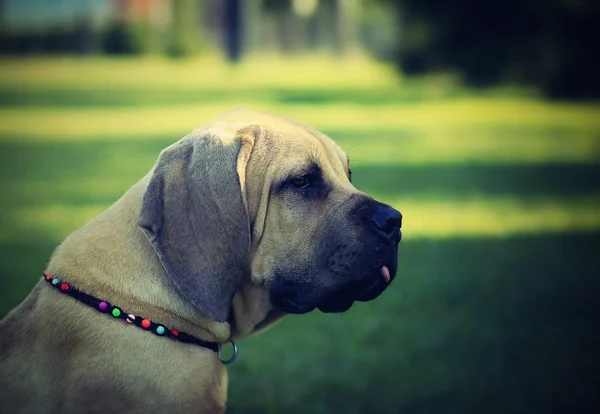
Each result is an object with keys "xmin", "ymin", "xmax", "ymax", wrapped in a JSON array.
[
  {"xmin": 290, "ymin": 175, "xmax": 311, "ymax": 188},
  {"xmin": 348, "ymin": 168, "xmax": 352, "ymax": 182}
]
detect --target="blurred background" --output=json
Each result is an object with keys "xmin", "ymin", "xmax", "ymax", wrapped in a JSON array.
[{"xmin": 0, "ymin": 0, "xmax": 599, "ymax": 413}]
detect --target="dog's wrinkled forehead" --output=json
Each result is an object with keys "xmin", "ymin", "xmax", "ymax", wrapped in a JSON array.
[{"xmin": 199, "ymin": 108, "xmax": 350, "ymax": 178}]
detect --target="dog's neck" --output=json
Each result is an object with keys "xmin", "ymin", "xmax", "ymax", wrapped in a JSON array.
[
  {"xmin": 230, "ymin": 279, "xmax": 286, "ymax": 339},
  {"xmin": 46, "ymin": 177, "xmax": 276, "ymax": 345}
]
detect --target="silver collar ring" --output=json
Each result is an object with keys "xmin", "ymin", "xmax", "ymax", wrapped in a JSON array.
[{"xmin": 218, "ymin": 339, "xmax": 238, "ymax": 364}]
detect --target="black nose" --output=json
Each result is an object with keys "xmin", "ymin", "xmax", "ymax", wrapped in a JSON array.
[{"xmin": 368, "ymin": 203, "xmax": 402, "ymax": 240}]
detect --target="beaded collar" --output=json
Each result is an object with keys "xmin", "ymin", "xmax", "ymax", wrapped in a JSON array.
[{"xmin": 42, "ymin": 272, "xmax": 237, "ymax": 364}]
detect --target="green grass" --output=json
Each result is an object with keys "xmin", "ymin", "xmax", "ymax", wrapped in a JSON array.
[
  {"xmin": 0, "ymin": 56, "xmax": 599, "ymax": 412},
  {"xmin": 227, "ymin": 234, "xmax": 599, "ymax": 414}
]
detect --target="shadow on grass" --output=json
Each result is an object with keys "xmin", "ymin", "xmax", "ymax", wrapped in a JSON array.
[
  {"xmin": 226, "ymin": 232, "xmax": 600, "ymax": 414},
  {"xmin": 0, "ymin": 241, "xmax": 57, "ymax": 317},
  {"xmin": 1, "ymin": 233, "xmax": 598, "ymax": 413},
  {"xmin": 352, "ymin": 163, "xmax": 600, "ymax": 199},
  {"xmin": 1, "ymin": 140, "xmax": 598, "ymax": 209},
  {"xmin": 0, "ymin": 86, "xmax": 469, "ymax": 108}
]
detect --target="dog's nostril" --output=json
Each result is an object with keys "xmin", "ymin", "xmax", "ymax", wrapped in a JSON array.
[
  {"xmin": 369, "ymin": 205, "xmax": 402, "ymax": 238},
  {"xmin": 382, "ymin": 219, "xmax": 399, "ymax": 236}
]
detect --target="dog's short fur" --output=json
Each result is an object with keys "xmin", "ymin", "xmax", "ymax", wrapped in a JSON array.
[{"xmin": 0, "ymin": 108, "xmax": 402, "ymax": 413}]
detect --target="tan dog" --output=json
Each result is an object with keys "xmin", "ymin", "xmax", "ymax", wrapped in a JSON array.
[{"xmin": 0, "ymin": 108, "xmax": 402, "ymax": 413}]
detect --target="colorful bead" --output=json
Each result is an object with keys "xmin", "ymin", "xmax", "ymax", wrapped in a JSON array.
[
  {"xmin": 171, "ymin": 329, "xmax": 179, "ymax": 337},
  {"xmin": 155, "ymin": 326, "xmax": 165, "ymax": 335},
  {"xmin": 112, "ymin": 308, "xmax": 121, "ymax": 318},
  {"xmin": 141, "ymin": 319, "xmax": 151, "ymax": 329},
  {"xmin": 51, "ymin": 278, "xmax": 60, "ymax": 286},
  {"xmin": 44, "ymin": 274, "xmax": 53, "ymax": 281},
  {"xmin": 98, "ymin": 301, "xmax": 108, "ymax": 311},
  {"xmin": 60, "ymin": 283, "xmax": 69, "ymax": 292},
  {"xmin": 126, "ymin": 314, "xmax": 135, "ymax": 324}
]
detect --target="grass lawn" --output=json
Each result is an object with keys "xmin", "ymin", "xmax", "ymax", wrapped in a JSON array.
[{"xmin": 1, "ymin": 56, "xmax": 599, "ymax": 413}]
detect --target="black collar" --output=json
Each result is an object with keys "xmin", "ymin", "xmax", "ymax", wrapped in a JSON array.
[{"xmin": 42, "ymin": 272, "xmax": 237, "ymax": 364}]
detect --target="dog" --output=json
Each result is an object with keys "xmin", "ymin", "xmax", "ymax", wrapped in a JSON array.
[{"xmin": 0, "ymin": 108, "xmax": 402, "ymax": 413}]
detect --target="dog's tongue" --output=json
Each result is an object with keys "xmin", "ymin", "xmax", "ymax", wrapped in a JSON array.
[{"xmin": 380, "ymin": 266, "xmax": 391, "ymax": 283}]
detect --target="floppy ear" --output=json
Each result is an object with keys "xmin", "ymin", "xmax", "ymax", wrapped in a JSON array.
[{"xmin": 139, "ymin": 131, "xmax": 254, "ymax": 322}]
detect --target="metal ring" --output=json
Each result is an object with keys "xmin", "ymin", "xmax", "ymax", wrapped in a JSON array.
[{"xmin": 218, "ymin": 339, "xmax": 238, "ymax": 365}]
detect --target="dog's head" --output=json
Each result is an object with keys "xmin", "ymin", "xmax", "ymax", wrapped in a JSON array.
[{"xmin": 139, "ymin": 108, "xmax": 401, "ymax": 323}]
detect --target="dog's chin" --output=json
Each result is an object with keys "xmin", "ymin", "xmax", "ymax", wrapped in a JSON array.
[
  {"xmin": 271, "ymin": 294, "xmax": 354, "ymax": 314},
  {"xmin": 271, "ymin": 273, "xmax": 392, "ymax": 315},
  {"xmin": 269, "ymin": 295, "xmax": 316, "ymax": 315},
  {"xmin": 317, "ymin": 299, "xmax": 355, "ymax": 313},
  {"xmin": 317, "ymin": 276, "xmax": 389, "ymax": 313}
]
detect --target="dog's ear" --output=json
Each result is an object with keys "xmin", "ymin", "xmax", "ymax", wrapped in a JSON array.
[{"xmin": 139, "ymin": 130, "xmax": 255, "ymax": 322}]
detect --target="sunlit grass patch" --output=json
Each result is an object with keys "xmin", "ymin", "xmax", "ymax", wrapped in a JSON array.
[
  {"xmin": 384, "ymin": 196, "xmax": 600, "ymax": 238},
  {"xmin": 1, "ymin": 100, "xmax": 598, "ymax": 141},
  {"xmin": 1, "ymin": 204, "xmax": 106, "ymax": 244},
  {"xmin": 1, "ymin": 101, "xmax": 598, "ymax": 165},
  {"xmin": 2, "ymin": 197, "xmax": 599, "ymax": 244},
  {"xmin": 0, "ymin": 54, "xmax": 400, "ymax": 91},
  {"xmin": 2, "ymin": 177, "xmax": 139, "ymax": 206},
  {"xmin": 341, "ymin": 126, "xmax": 600, "ymax": 165},
  {"xmin": 1, "ymin": 103, "xmax": 598, "ymax": 166}
]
